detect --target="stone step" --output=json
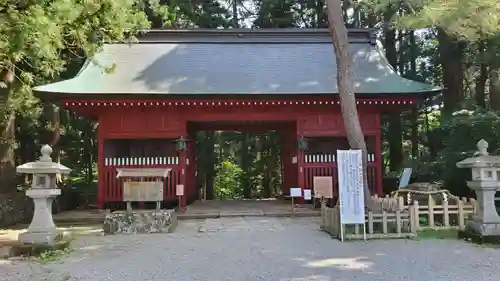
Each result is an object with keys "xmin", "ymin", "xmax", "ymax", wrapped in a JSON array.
[{"xmin": 177, "ymin": 210, "xmax": 320, "ymax": 220}]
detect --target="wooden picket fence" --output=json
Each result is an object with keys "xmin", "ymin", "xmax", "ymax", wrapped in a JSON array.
[
  {"xmin": 371, "ymin": 192, "xmax": 477, "ymax": 230},
  {"xmin": 321, "ymin": 193, "xmax": 477, "ymax": 240},
  {"xmin": 320, "ymin": 202, "xmax": 417, "ymax": 240}
]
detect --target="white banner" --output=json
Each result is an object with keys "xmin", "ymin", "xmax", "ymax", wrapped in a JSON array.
[{"xmin": 337, "ymin": 150, "xmax": 366, "ymax": 224}]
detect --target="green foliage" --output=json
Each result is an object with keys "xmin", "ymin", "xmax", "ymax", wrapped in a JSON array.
[
  {"xmin": 395, "ymin": 0, "xmax": 500, "ymax": 42},
  {"xmin": 213, "ymin": 160, "xmax": 243, "ymax": 199},
  {"xmin": 436, "ymin": 109, "xmax": 500, "ymax": 195}
]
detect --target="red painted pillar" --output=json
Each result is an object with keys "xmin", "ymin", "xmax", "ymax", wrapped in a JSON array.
[
  {"xmin": 297, "ymin": 135, "xmax": 305, "ymax": 204},
  {"xmin": 97, "ymin": 122, "xmax": 105, "ymax": 209},
  {"xmin": 187, "ymin": 137, "xmax": 196, "ymax": 201},
  {"xmin": 281, "ymin": 129, "xmax": 293, "ymax": 196},
  {"xmin": 375, "ymin": 117, "xmax": 383, "ymax": 196},
  {"xmin": 179, "ymin": 149, "xmax": 187, "ymax": 209}
]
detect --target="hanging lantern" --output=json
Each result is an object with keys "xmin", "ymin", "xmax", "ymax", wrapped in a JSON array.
[
  {"xmin": 298, "ymin": 136, "xmax": 308, "ymax": 151},
  {"xmin": 175, "ymin": 136, "xmax": 188, "ymax": 151}
]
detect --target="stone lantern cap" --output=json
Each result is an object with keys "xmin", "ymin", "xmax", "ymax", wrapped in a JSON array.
[
  {"xmin": 16, "ymin": 145, "xmax": 71, "ymax": 174},
  {"xmin": 456, "ymin": 139, "xmax": 500, "ymax": 169}
]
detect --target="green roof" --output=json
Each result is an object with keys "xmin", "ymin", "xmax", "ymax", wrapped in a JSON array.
[{"xmin": 34, "ymin": 29, "xmax": 440, "ymax": 97}]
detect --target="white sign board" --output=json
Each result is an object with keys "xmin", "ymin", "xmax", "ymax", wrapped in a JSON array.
[
  {"xmin": 398, "ymin": 168, "xmax": 412, "ymax": 189},
  {"xmin": 303, "ymin": 189, "xmax": 312, "ymax": 200},
  {"xmin": 290, "ymin": 188, "xmax": 302, "ymax": 197},
  {"xmin": 176, "ymin": 184, "xmax": 184, "ymax": 196},
  {"xmin": 337, "ymin": 150, "xmax": 366, "ymax": 224},
  {"xmin": 123, "ymin": 181, "xmax": 163, "ymax": 202}
]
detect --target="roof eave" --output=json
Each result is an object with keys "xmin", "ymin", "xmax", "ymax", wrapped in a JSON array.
[
  {"xmin": 34, "ymin": 89, "xmax": 442, "ymax": 102},
  {"xmin": 129, "ymin": 28, "xmax": 377, "ymax": 45}
]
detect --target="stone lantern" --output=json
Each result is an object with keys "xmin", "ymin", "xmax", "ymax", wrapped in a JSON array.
[
  {"xmin": 16, "ymin": 145, "xmax": 71, "ymax": 245},
  {"xmin": 456, "ymin": 139, "xmax": 500, "ymax": 240}
]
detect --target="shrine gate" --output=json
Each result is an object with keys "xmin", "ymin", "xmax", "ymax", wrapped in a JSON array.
[{"xmin": 34, "ymin": 29, "xmax": 439, "ymax": 209}]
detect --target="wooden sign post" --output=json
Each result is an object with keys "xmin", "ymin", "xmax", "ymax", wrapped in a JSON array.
[
  {"xmin": 313, "ymin": 176, "xmax": 334, "ymax": 208},
  {"xmin": 337, "ymin": 150, "xmax": 366, "ymax": 242},
  {"xmin": 290, "ymin": 187, "xmax": 302, "ymax": 217},
  {"xmin": 176, "ymin": 184, "xmax": 185, "ymax": 212}
]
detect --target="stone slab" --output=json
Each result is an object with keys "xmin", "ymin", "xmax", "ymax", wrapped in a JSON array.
[
  {"xmin": 103, "ymin": 210, "xmax": 177, "ymax": 234},
  {"xmin": 263, "ymin": 211, "xmax": 320, "ymax": 217},
  {"xmin": 198, "ymin": 217, "xmax": 285, "ymax": 233},
  {"xmin": 177, "ymin": 213, "xmax": 220, "ymax": 220},
  {"xmin": 218, "ymin": 211, "xmax": 264, "ymax": 217},
  {"xmin": 18, "ymin": 230, "xmax": 63, "ymax": 245}
]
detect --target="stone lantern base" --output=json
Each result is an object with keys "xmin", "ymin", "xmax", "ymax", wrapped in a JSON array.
[
  {"xmin": 457, "ymin": 181, "xmax": 500, "ymax": 244},
  {"xmin": 18, "ymin": 230, "xmax": 63, "ymax": 246},
  {"xmin": 458, "ymin": 227, "xmax": 500, "ymax": 244},
  {"xmin": 19, "ymin": 188, "xmax": 63, "ymax": 246}
]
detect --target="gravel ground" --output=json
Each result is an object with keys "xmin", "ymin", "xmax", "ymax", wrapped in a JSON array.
[{"xmin": 1, "ymin": 217, "xmax": 500, "ymax": 281}]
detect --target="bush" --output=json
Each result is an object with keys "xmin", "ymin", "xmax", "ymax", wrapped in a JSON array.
[
  {"xmin": 213, "ymin": 161, "xmax": 243, "ymax": 199},
  {"xmin": 437, "ymin": 109, "xmax": 500, "ymax": 196}
]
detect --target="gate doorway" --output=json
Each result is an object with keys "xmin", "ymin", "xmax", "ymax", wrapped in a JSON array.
[{"xmin": 187, "ymin": 121, "xmax": 297, "ymax": 202}]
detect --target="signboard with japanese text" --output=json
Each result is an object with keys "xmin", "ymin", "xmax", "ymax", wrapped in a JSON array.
[{"xmin": 337, "ymin": 150, "xmax": 366, "ymax": 224}]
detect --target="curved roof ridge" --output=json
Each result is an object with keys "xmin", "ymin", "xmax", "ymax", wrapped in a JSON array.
[{"xmin": 130, "ymin": 28, "xmax": 377, "ymax": 44}]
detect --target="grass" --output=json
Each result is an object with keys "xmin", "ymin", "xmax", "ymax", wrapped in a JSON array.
[
  {"xmin": 417, "ymin": 228, "xmax": 500, "ymax": 249},
  {"xmin": 417, "ymin": 229, "xmax": 459, "ymax": 240},
  {"xmin": 34, "ymin": 243, "xmax": 73, "ymax": 263}
]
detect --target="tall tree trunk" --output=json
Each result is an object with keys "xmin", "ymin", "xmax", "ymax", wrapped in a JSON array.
[
  {"xmin": 241, "ymin": 132, "xmax": 252, "ymax": 198},
  {"xmin": 325, "ymin": 0, "xmax": 373, "ymax": 208},
  {"xmin": 409, "ymin": 31, "xmax": 419, "ymax": 159},
  {"xmin": 490, "ymin": 69, "xmax": 500, "ymax": 111},
  {"xmin": 438, "ymin": 28, "xmax": 464, "ymax": 116},
  {"xmin": 205, "ymin": 131, "xmax": 216, "ymax": 200},
  {"xmin": 231, "ymin": 0, "xmax": 238, "ymax": 28},
  {"xmin": 475, "ymin": 40, "xmax": 487, "ymax": 108},
  {"xmin": 0, "ymin": 69, "xmax": 16, "ymax": 193},
  {"xmin": 384, "ymin": 26, "xmax": 404, "ymax": 172}
]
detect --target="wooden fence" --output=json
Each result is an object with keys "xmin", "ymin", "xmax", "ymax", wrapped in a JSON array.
[
  {"xmin": 371, "ymin": 193, "xmax": 476, "ymax": 230},
  {"xmin": 320, "ymin": 203, "xmax": 417, "ymax": 240},
  {"xmin": 321, "ymin": 193, "xmax": 477, "ymax": 240}
]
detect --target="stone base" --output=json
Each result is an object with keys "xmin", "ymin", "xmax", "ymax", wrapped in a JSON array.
[
  {"xmin": 18, "ymin": 230, "xmax": 63, "ymax": 246},
  {"xmin": 465, "ymin": 220, "xmax": 500, "ymax": 236},
  {"xmin": 103, "ymin": 209, "xmax": 177, "ymax": 234},
  {"xmin": 7, "ymin": 239, "xmax": 70, "ymax": 258},
  {"xmin": 458, "ymin": 228, "xmax": 500, "ymax": 244}
]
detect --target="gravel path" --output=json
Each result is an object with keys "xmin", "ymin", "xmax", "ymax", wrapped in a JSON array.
[{"xmin": 2, "ymin": 217, "xmax": 500, "ymax": 281}]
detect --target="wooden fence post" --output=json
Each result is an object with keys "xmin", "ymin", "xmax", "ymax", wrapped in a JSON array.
[
  {"xmin": 396, "ymin": 210, "xmax": 402, "ymax": 234},
  {"xmin": 469, "ymin": 198, "xmax": 477, "ymax": 214},
  {"xmin": 458, "ymin": 199, "xmax": 465, "ymax": 229},
  {"xmin": 413, "ymin": 200, "xmax": 420, "ymax": 231},
  {"xmin": 428, "ymin": 194, "xmax": 435, "ymax": 228},
  {"xmin": 397, "ymin": 196, "xmax": 405, "ymax": 211},
  {"xmin": 443, "ymin": 199, "xmax": 450, "ymax": 227},
  {"xmin": 382, "ymin": 210, "xmax": 388, "ymax": 234},
  {"xmin": 367, "ymin": 211, "xmax": 374, "ymax": 234}
]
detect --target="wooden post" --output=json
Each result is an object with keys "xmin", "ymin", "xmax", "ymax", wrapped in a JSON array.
[
  {"xmin": 139, "ymin": 176, "xmax": 145, "ymax": 209},
  {"xmin": 292, "ymin": 196, "xmax": 295, "ymax": 217},
  {"xmin": 367, "ymin": 212, "xmax": 374, "ymax": 234},
  {"xmin": 396, "ymin": 210, "xmax": 402, "ymax": 235},
  {"xmin": 97, "ymin": 124, "xmax": 105, "ymax": 209},
  {"xmin": 469, "ymin": 198, "xmax": 477, "ymax": 214},
  {"xmin": 382, "ymin": 210, "xmax": 388, "ymax": 234},
  {"xmin": 397, "ymin": 196, "xmax": 404, "ymax": 211},
  {"xmin": 179, "ymin": 149, "xmax": 187, "ymax": 209},
  {"xmin": 443, "ymin": 199, "xmax": 449, "ymax": 227},
  {"xmin": 413, "ymin": 200, "xmax": 420, "ymax": 231},
  {"xmin": 375, "ymin": 121, "xmax": 383, "ymax": 196},
  {"xmin": 458, "ymin": 199, "xmax": 465, "ymax": 229},
  {"xmin": 409, "ymin": 204, "xmax": 417, "ymax": 233},
  {"xmin": 428, "ymin": 194, "xmax": 435, "ymax": 228}
]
